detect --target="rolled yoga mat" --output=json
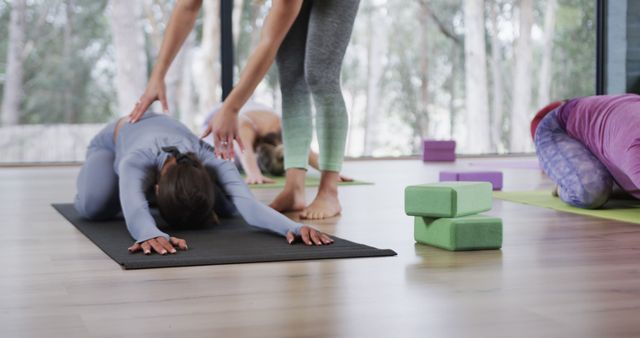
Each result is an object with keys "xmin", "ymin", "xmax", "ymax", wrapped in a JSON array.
[
  {"xmin": 243, "ymin": 175, "xmax": 373, "ymax": 189},
  {"xmin": 52, "ymin": 204, "xmax": 396, "ymax": 270}
]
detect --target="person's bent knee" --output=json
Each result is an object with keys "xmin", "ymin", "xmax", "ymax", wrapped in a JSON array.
[
  {"xmin": 279, "ymin": 71, "xmax": 306, "ymax": 89},
  {"xmin": 304, "ymin": 69, "xmax": 340, "ymax": 95},
  {"xmin": 560, "ymin": 187, "xmax": 610, "ymax": 209},
  {"xmin": 577, "ymin": 194, "xmax": 609, "ymax": 209},
  {"xmin": 74, "ymin": 194, "xmax": 115, "ymax": 220}
]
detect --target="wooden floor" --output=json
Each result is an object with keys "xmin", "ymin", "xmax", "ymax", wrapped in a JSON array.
[{"xmin": 3, "ymin": 156, "xmax": 640, "ymax": 338}]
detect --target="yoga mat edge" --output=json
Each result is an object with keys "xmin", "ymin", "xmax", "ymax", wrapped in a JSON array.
[
  {"xmin": 243, "ymin": 175, "xmax": 374, "ymax": 189},
  {"xmin": 494, "ymin": 191, "xmax": 640, "ymax": 225}
]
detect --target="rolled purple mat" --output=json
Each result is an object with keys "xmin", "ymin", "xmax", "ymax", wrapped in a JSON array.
[
  {"xmin": 439, "ymin": 170, "xmax": 503, "ymax": 190},
  {"xmin": 422, "ymin": 140, "xmax": 456, "ymax": 162}
]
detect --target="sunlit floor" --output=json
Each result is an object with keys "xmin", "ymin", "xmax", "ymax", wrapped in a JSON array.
[{"xmin": 3, "ymin": 156, "xmax": 640, "ymax": 337}]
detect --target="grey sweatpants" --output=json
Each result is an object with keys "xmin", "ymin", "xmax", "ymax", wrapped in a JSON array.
[
  {"xmin": 276, "ymin": 0, "xmax": 360, "ymax": 172},
  {"xmin": 74, "ymin": 120, "xmax": 121, "ymax": 220}
]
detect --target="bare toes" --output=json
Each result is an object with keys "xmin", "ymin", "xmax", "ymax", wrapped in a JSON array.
[{"xmin": 304, "ymin": 211, "xmax": 322, "ymax": 220}]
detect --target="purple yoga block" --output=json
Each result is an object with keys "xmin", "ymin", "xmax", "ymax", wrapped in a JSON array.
[
  {"xmin": 439, "ymin": 171, "xmax": 459, "ymax": 181},
  {"xmin": 439, "ymin": 170, "xmax": 503, "ymax": 190},
  {"xmin": 422, "ymin": 140, "xmax": 456, "ymax": 162}
]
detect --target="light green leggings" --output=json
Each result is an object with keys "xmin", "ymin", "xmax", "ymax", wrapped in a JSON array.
[{"xmin": 275, "ymin": 0, "xmax": 360, "ymax": 172}]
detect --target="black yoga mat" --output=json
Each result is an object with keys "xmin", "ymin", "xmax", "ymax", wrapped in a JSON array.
[{"xmin": 52, "ymin": 204, "xmax": 396, "ymax": 270}]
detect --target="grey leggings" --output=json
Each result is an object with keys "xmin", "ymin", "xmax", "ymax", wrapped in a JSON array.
[
  {"xmin": 74, "ymin": 120, "xmax": 121, "ymax": 220},
  {"xmin": 276, "ymin": 0, "xmax": 360, "ymax": 172}
]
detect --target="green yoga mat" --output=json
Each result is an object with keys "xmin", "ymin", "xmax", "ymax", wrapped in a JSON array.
[
  {"xmin": 243, "ymin": 175, "xmax": 373, "ymax": 189},
  {"xmin": 494, "ymin": 191, "xmax": 640, "ymax": 225}
]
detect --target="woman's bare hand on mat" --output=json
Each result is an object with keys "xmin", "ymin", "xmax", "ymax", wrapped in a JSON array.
[
  {"xmin": 286, "ymin": 226, "xmax": 334, "ymax": 246},
  {"xmin": 245, "ymin": 174, "xmax": 276, "ymax": 185},
  {"xmin": 129, "ymin": 75, "xmax": 168, "ymax": 123},
  {"xmin": 338, "ymin": 174, "xmax": 354, "ymax": 182},
  {"xmin": 128, "ymin": 236, "xmax": 188, "ymax": 255},
  {"xmin": 201, "ymin": 110, "xmax": 244, "ymax": 161}
]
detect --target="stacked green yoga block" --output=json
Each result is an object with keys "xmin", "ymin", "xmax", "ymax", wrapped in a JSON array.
[
  {"xmin": 413, "ymin": 215, "xmax": 502, "ymax": 251},
  {"xmin": 405, "ymin": 182, "xmax": 493, "ymax": 217},
  {"xmin": 405, "ymin": 182, "xmax": 502, "ymax": 251}
]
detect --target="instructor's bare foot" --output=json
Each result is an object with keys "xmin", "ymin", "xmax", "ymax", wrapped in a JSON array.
[
  {"xmin": 300, "ymin": 191, "xmax": 342, "ymax": 220},
  {"xmin": 269, "ymin": 168, "xmax": 307, "ymax": 212},
  {"xmin": 301, "ymin": 170, "xmax": 342, "ymax": 219},
  {"xmin": 270, "ymin": 188, "xmax": 306, "ymax": 212}
]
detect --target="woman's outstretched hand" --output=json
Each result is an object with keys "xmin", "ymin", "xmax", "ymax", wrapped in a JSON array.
[
  {"xmin": 129, "ymin": 76, "xmax": 169, "ymax": 123},
  {"xmin": 128, "ymin": 236, "xmax": 188, "ymax": 255},
  {"xmin": 201, "ymin": 109, "xmax": 245, "ymax": 160},
  {"xmin": 286, "ymin": 226, "xmax": 334, "ymax": 246},
  {"xmin": 245, "ymin": 174, "xmax": 276, "ymax": 185}
]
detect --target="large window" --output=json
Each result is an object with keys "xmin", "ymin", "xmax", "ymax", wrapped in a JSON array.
[
  {"xmin": 0, "ymin": 0, "xmax": 595, "ymax": 163},
  {"xmin": 234, "ymin": 0, "xmax": 596, "ymax": 156}
]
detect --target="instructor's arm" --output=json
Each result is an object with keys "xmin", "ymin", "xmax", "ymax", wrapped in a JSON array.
[
  {"xmin": 130, "ymin": 0, "xmax": 203, "ymax": 122},
  {"xmin": 203, "ymin": 0, "xmax": 303, "ymax": 160}
]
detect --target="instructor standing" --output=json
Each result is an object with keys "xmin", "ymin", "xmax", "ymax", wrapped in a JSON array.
[{"xmin": 130, "ymin": 0, "xmax": 360, "ymax": 220}]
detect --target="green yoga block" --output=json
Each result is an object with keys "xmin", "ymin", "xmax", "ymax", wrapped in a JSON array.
[
  {"xmin": 404, "ymin": 182, "xmax": 492, "ymax": 217},
  {"xmin": 414, "ymin": 215, "xmax": 503, "ymax": 251}
]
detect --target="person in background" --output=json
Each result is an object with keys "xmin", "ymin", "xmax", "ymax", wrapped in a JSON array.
[
  {"xmin": 203, "ymin": 101, "xmax": 353, "ymax": 185},
  {"xmin": 532, "ymin": 94, "xmax": 640, "ymax": 209}
]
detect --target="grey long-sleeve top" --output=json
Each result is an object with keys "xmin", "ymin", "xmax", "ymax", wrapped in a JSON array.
[{"xmin": 114, "ymin": 113, "xmax": 302, "ymax": 243}]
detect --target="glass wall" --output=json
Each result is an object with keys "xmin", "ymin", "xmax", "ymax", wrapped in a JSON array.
[
  {"xmin": 0, "ymin": 0, "xmax": 218, "ymax": 163},
  {"xmin": 0, "ymin": 0, "xmax": 595, "ymax": 163},
  {"xmin": 234, "ymin": 0, "xmax": 596, "ymax": 156}
]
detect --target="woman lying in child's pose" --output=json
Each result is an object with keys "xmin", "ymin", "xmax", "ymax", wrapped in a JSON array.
[
  {"xmin": 532, "ymin": 94, "xmax": 640, "ymax": 209},
  {"xmin": 74, "ymin": 113, "xmax": 333, "ymax": 255}
]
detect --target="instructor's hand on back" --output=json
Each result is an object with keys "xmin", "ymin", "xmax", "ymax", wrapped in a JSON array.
[{"xmin": 129, "ymin": 75, "xmax": 169, "ymax": 123}]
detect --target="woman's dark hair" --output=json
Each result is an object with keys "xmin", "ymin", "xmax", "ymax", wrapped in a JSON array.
[
  {"xmin": 156, "ymin": 150, "xmax": 218, "ymax": 229},
  {"xmin": 255, "ymin": 132, "xmax": 285, "ymax": 176}
]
